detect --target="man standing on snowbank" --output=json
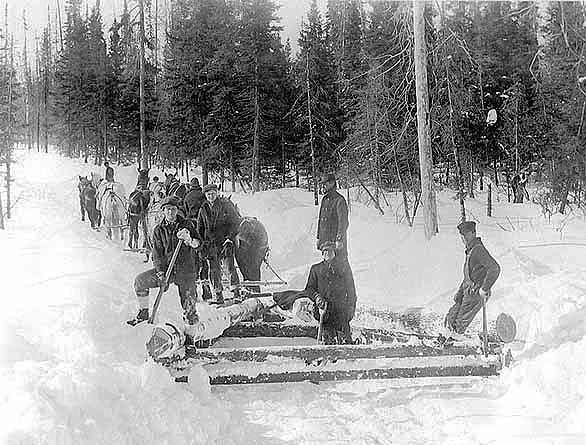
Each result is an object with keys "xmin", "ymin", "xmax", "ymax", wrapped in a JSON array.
[
  {"xmin": 131, "ymin": 196, "xmax": 201, "ymax": 324},
  {"xmin": 104, "ymin": 161, "xmax": 114, "ymax": 182},
  {"xmin": 305, "ymin": 241, "xmax": 356, "ymax": 344},
  {"xmin": 317, "ymin": 173, "xmax": 350, "ymax": 262},
  {"xmin": 445, "ymin": 221, "xmax": 500, "ymax": 338}
]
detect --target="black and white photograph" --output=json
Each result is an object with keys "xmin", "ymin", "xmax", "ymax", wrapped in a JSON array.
[{"xmin": 0, "ymin": 0, "xmax": 584, "ymax": 444}]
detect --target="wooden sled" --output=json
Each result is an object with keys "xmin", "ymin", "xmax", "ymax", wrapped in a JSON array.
[{"xmin": 146, "ymin": 297, "xmax": 515, "ymax": 386}]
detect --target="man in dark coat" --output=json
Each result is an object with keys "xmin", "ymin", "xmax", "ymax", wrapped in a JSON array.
[
  {"xmin": 445, "ymin": 221, "xmax": 501, "ymax": 338},
  {"xmin": 132, "ymin": 196, "xmax": 201, "ymax": 323},
  {"xmin": 317, "ymin": 173, "xmax": 350, "ymax": 261},
  {"xmin": 104, "ymin": 161, "xmax": 114, "ymax": 182},
  {"xmin": 305, "ymin": 241, "xmax": 357, "ymax": 344},
  {"xmin": 183, "ymin": 178, "xmax": 211, "ymax": 299},
  {"xmin": 184, "ymin": 178, "xmax": 206, "ymax": 222},
  {"xmin": 197, "ymin": 184, "xmax": 241, "ymax": 303}
]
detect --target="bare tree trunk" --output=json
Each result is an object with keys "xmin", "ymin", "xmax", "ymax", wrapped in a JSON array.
[
  {"xmin": 138, "ymin": 0, "xmax": 148, "ymax": 170},
  {"xmin": 56, "ymin": 0, "xmax": 63, "ymax": 52},
  {"xmin": 6, "ymin": 35, "xmax": 14, "ymax": 219},
  {"xmin": 252, "ymin": 56, "xmax": 260, "ymax": 193},
  {"xmin": 0, "ymin": 186, "xmax": 4, "ymax": 229},
  {"xmin": 35, "ymin": 34, "xmax": 41, "ymax": 153},
  {"xmin": 446, "ymin": 62, "xmax": 466, "ymax": 222},
  {"xmin": 281, "ymin": 132, "xmax": 286, "ymax": 188},
  {"xmin": 487, "ymin": 183, "xmax": 492, "ymax": 217},
  {"xmin": 413, "ymin": 1, "xmax": 438, "ymax": 239},
  {"xmin": 306, "ymin": 53, "xmax": 318, "ymax": 206},
  {"xmin": 230, "ymin": 148, "xmax": 236, "ymax": 192},
  {"xmin": 23, "ymin": 12, "xmax": 33, "ymax": 152},
  {"xmin": 154, "ymin": 0, "xmax": 158, "ymax": 94}
]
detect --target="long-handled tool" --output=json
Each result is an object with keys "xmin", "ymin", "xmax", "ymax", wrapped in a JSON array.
[
  {"xmin": 263, "ymin": 257, "xmax": 286, "ymax": 283},
  {"xmin": 317, "ymin": 301, "xmax": 328, "ymax": 344},
  {"xmin": 149, "ymin": 239, "xmax": 183, "ymax": 324},
  {"xmin": 481, "ymin": 292, "xmax": 489, "ymax": 357}
]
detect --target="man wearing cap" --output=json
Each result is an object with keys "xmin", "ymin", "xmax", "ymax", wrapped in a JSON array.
[
  {"xmin": 104, "ymin": 161, "xmax": 114, "ymax": 182},
  {"xmin": 304, "ymin": 241, "xmax": 357, "ymax": 344},
  {"xmin": 197, "ymin": 184, "xmax": 241, "ymax": 303},
  {"xmin": 318, "ymin": 173, "xmax": 351, "ymax": 263},
  {"xmin": 444, "ymin": 221, "xmax": 501, "ymax": 338},
  {"xmin": 130, "ymin": 195, "xmax": 202, "ymax": 324}
]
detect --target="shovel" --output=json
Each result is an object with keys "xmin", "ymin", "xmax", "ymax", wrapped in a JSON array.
[{"xmin": 149, "ymin": 239, "xmax": 184, "ymax": 324}]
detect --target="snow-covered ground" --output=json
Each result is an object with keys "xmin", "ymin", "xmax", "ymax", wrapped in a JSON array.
[{"xmin": 1, "ymin": 149, "xmax": 585, "ymax": 445}]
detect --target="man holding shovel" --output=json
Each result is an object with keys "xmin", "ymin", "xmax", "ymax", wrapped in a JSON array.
[{"xmin": 129, "ymin": 196, "xmax": 201, "ymax": 325}]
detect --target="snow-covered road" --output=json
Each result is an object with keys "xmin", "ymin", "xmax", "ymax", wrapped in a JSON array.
[{"xmin": 1, "ymin": 150, "xmax": 584, "ymax": 445}]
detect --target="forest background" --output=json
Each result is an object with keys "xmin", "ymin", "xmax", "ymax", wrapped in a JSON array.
[{"xmin": 1, "ymin": 0, "xmax": 585, "ymax": 221}]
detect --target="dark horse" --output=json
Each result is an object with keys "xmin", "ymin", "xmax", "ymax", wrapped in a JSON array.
[
  {"xmin": 127, "ymin": 168, "xmax": 153, "ymax": 251},
  {"xmin": 164, "ymin": 173, "xmax": 189, "ymax": 201},
  {"xmin": 215, "ymin": 198, "xmax": 270, "ymax": 293},
  {"xmin": 234, "ymin": 216, "xmax": 270, "ymax": 292},
  {"xmin": 78, "ymin": 176, "xmax": 100, "ymax": 229},
  {"xmin": 127, "ymin": 186, "xmax": 151, "ymax": 250}
]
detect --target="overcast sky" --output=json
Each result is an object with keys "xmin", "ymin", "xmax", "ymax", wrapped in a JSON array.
[{"xmin": 4, "ymin": 0, "xmax": 327, "ymax": 59}]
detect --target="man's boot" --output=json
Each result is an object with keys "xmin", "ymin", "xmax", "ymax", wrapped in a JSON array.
[
  {"xmin": 232, "ymin": 288, "xmax": 241, "ymax": 303},
  {"xmin": 137, "ymin": 308, "xmax": 149, "ymax": 321},
  {"xmin": 214, "ymin": 291, "xmax": 224, "ymax": 305},
  {"xmin": 202, "ymin": 284, "xmax": 213, "ymax": 301}
]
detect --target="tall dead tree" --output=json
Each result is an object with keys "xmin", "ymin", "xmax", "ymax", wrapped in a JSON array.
[
  {"xmin": 138, "ymin": 0, "xmax": 148, "ymax": 170},
  {"xmin": 6, "ymin": 34, "xmax": 13, "ymax": 219},
  {"xmin": 23, "ymin": 11, "xmax": 33, "ymax": 151},
  {"xmin": 413, "ymin": 0, "xmax": 438, "ymax": 239},
  {"xmin": 252, "ymin": 55, "xmax": 261, "ymax": 193},
  {"xmin": 306, "ymin": 52, "xmax": 318, "ymax": 206}
]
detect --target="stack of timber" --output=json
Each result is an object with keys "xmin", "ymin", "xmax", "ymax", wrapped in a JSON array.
[{"xmin": 147, "ymin": 296, "xmax": 515, "ymax": 385}]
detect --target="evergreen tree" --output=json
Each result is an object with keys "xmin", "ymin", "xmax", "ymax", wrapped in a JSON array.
[{"xmin": 295, "ymin": 0, "xmax": 342, "ymax": 179}]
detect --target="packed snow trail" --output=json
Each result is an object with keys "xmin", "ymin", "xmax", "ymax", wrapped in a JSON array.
[{"xmin": 0, "ymin": 150, "xmax": 585, "ymax": 445}]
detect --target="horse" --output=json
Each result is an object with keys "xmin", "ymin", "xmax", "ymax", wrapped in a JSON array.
[
  {"xmin": 97, "ymin": 180, "xmax": 127, "ymax": 241},
  {"xmin": 78, "ymin": 176, "xmax": 100, "ymax": 229},
  {"xmin": 208, "ymin": 197, "xmax": 270, "ymax": 294},
  {"xmin": 127, "ymin": 186, "xmax": 151, "ymax": 250},
  {"xmin": 235, "ymin": 216, "xmax": 270, "ymax": 291},
  {"xmin": 164, "ymin": 173, "xmax": 189, "ymax": 201}
]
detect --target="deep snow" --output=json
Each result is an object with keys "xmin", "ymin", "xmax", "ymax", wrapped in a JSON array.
[{"xmin": 0, "ymin": 149, "xmax": 584, "ymax": 445}]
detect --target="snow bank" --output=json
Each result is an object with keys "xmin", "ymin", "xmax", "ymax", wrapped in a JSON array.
[{"xmin": 1, "ymin": 149, "xmax": 585, "ymax": 444}]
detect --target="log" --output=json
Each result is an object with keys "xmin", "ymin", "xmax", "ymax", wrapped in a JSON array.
[
  {"xmin": 185, "ymin": 342, "xmax": 502, "ymax": 363},
  {"xmin": 207, "ymin": 360, "xmax": 501, "ymax": 385}
]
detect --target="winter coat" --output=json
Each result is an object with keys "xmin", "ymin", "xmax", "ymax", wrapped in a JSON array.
[
  {"xmin": 304, "ymin": 257, "xmax": 357, "ymax": 328},
  {"xmin": 197, "ymin": 197, "xmax": 241, "ymax": 248},
  {"xmin": 317, "ymin": 188, "xmax": 349, "ymax": 246},
  {"xmin": 184, "ymin": 187, "xmax": 206, "ymax": 221},
  {"xmin": 152, "ymin": 214, "xmax": 200, "ymax": 278},
  {"xmin": 454, "ymin": 237, "xmax": 500, "ymax": 300}
]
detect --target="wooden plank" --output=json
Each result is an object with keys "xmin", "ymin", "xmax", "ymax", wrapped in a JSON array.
[
  {"xmin": 186, "ymin": 342, "xmax": 501, "ymax": 363},
  {"xmin": 208, "ymin": 361, "xmax": 501, "ymax": 385}
]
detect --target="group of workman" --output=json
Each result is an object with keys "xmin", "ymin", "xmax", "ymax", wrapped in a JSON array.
[
  {"xmin": 132, "ymin": 178, "xmax": 244, "ymax": 325},
  {"xmin": 130, "ymin": 170, "xmax": 501, "ymax": 345}
]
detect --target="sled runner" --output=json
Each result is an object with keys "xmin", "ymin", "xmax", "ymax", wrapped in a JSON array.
[{"xmin": 144, "ymin": 292, "xmax": 515, "ymax": 386}]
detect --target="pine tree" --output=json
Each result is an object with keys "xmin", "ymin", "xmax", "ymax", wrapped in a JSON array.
[{"xmin": 295, "ymin": 0, "xmax": 342, "ymax": 185}]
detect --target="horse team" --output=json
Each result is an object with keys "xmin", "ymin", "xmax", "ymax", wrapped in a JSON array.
[{"xmin": 78, "ymin": 167, "xmax": 269, "ymax": 300}]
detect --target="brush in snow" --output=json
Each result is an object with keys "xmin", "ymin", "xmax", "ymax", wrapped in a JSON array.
[{"xmin": 145, "ymin": 297, "xmax": 513, "ymax": 385}]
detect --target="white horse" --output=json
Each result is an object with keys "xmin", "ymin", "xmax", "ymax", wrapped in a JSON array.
[{"xmin": 97, "ymin": 180, "xmax": 127, "ymax": 241}]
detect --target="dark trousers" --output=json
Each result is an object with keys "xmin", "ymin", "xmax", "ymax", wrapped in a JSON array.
[
  {"xmin": 205, "ymin": 244, "xmax": 239, "ymax": 296},
  {"xmin": 445, "ymin": 284, "xmax": 483, "ymax": 334},
  {"xmin": 198, "ymin": 253, "xmax": 212, "ymax": 300},
  {"xmin": 134, "ymin": 268, "xmax": 197, "ymax": 313},
  {"xmin": 322, "ymin": 321, "xmax": 352, "ymax": 345}
]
